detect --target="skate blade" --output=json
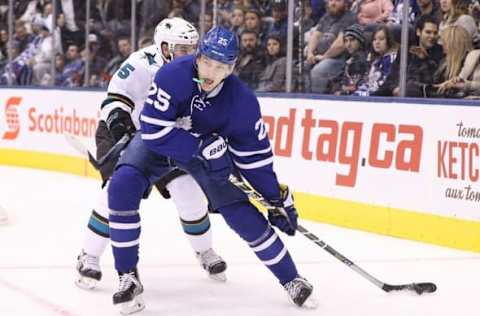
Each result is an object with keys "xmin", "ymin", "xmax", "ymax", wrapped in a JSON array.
[
  {"xmin": 118, "ymin": 295, "xmax": 145, "ymax": 315},
  {"xmin": 209, "ymin": 272, "xmax": 227, "ymax": 282},
  {"xmin": 75, "ymin": 276, "xmax": 98, "ymax": 290}
]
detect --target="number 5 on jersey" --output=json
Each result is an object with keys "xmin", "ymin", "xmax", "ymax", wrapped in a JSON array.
[{"xmin": 146, "ymin": 82, "xmax": 171, "ymax": 111}]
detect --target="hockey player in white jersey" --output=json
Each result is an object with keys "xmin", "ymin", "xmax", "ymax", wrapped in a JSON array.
[{"xmin": 76, "ymin": 17, "xmax": 227, "ymax": 290}]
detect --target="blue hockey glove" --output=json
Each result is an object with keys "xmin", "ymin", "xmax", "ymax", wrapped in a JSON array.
[
  {"xmin": 106, "ymin": 108, "xmax": 135, "ymax": 142},
  {"xmin": 268, "ymin": 184, "xmax": 298, "ymax": 236},
  {"xmin": 191, "ymin": 134, "xmax": 233, "ymax": 183}
]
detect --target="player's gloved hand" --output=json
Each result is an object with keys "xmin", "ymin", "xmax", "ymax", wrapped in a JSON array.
[
  {"xmin": 106, "ymin": 108, "xmax": 135, "ymax": 142},
  {"xmin": 191, "ymin": 134, "xmax": 232, "ymax": 183},
  {"xmin": 268, "ymin": 184, "xmax": 298, "ymax": 236}
]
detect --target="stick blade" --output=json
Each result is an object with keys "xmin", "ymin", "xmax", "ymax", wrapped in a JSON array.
[
  {"xmin": 64, "ymin": 133, "xmax": 100, "ymax": 170},
  {"xmin": 382, "ymin": 282, "xmax": 437, "ymax": 295},
  {"xmin": 64, "ymin": 133, "xmax": 88, "ymax": 156}
]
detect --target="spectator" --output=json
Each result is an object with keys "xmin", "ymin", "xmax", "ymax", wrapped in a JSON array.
[
  {"xmin": 56, "ymin": 43, "xmax": 84, "ymax": 87},
  {"xmin": 235, "ymin": 29, "xmax": 265, "ymax": 89},
  {"xmin": 139, "ymin": 0, "xmax": 171, "ymax": 36},
  {"xmin": 331, "ymin": 24, "xmax": 369, "ymax": 95},
  {"xmin": 431, "ymin": 25, "xmax": 472, "ymax": 97},
  {"xmin": 311, "ymin": 0, "xmax": 327, "ymax": 23},
  {"xmin": 439, "ymin": 0, "xmax": 479, "ymax": 45},
  {"xmin": 32, "ymin": 1, "xmax": 54, "ymax": 33},
  {"xmin": 295, "ymin": 0, "xmax": 317, "ymax": 44},
  {"xmin": 306, "ymin": 0, "xmax": 357, "ymax": 93},
  {"xmin": 250, "ymin": 0, "xmax": 273, "ymax": 17},
  {"xmin": 388, "ymin": 0, "xmax": 419, "ymax": 25},
  {"xmin": 270, "ymin": 0, "xmax": 289, "ymax": 41},
  {"xmin": 355, "ymin": 24, "xmax": 398, "ymax": 95},
  {"xmin": 470, "ymin": 1, "xmax": 480, "ymax": 23},
  {"xmin": 440, "ymin": 0, "xmax": 450, "ymax": 15},
  {"xmin": 39, "ymin": 52, "xmax": 64, "ymax": 86},
  {"xmin": 103, "ymin": 36, "xmax": 131, "ymax": 83},
  {"xmin": 171, "ymin": 0, "xmax": 200, "ymax": 26},
  {"xmin": 450, "ymin": 49, "xmax": 480, "ymax": 97},
  {"xmin": 17, "ymin": 0, "xmax": 37, "ymax": 24},
  {"xmin": 216, "ymin": 0, "xmax": 235, "ymax": 27},
  {"xmin": 352, "ymin": 0, "xmax": 394, "ymax": 27},
  {"xmin": 244, "ymin": 9, "xmax": 271, "ymax": 47},
  {"xmin": 82, "ymin": 33, "xmax": 108, "ymax": 87},
  {"xmin": 2, "ymin": 18, "xmax": 51, "ymax": 85},
  {"xmin": 14, "ymin": 20, "xmax": 34, "ymax": 53},
  {"xmin": 56, "ymin": 12, "xmax": 83, "ymax": 52},
  {"xmin": 199, "ymin": 11, "xmax": 214, "ymax": 33},
  {"xmin": 230, "ymin": 6, "xmax": 246, "ymax": 36},
  {"xmin": 375, "ymin": 15, "xmax": 443, "ymax": 96},
  {"xmin": 31, "ymin": 19, "xmax": 57, "ymax": 85},
  {"xmin": 59, "ymin": 0, "xmax": 80, "ymax": 34},
  {"xmin": 0, "ymin": 28, "xmax": 8, "ymax": 60},
  {"xmin": 415, "ymin": 0, "xmax": 444, "ymax": 24},
  {"xmin": 257, "ymin": 33, "xmax": 287, "ymax": 92},
  {"xmin": 0, "ymin": 40, "xmax": 20, "ymax": 85}
]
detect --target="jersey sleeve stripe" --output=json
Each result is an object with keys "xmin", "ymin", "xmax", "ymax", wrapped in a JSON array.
[
  {"xmin": 141, "ymin": 126, "xmax": 174, "ymax": 140},
  {"xmin": 139, "ymin": 114, "xmax": 176, "ymax": 127},
  {"xmin": 228, "ymin": 144, "xmax": 272, "ymax": 157},
  {"xmin": 100, "ymin": 101, "xmax": 133, "ymax": 122},
  {"xmin": 233, "ymin": 156, "xmax": 274, "ymax": 170},
  {"xmin": 101, "ymin": 92, "xmax": 135, "ymax": 110}
]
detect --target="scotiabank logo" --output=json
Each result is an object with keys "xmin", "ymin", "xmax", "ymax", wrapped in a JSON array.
[
  {"xmin": 28, "ymin": 107, "xmax": 98, "ymax": 137},
  {"xmin": 2, "ymin": 96, "xmax": 22, "ymax": 140}
]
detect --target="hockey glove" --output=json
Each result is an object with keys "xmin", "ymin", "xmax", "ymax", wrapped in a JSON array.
[
  {"xmin": 106, "ymin": 108, "xmax": 135, "ymax": 142},
  {"xmin": 190, "ymin": 134, "xmax": 232, "ymax": 183},
  {"xmin": 268, "ymin": 184, "xmax": 298, "ymax": 236}
]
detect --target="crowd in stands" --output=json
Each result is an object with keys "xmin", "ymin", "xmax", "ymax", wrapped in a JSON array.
[{"xmin": 0, "ymin": 0, "xmax": 479, "ymax": 99}]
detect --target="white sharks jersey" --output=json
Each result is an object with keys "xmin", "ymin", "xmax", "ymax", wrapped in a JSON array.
[{"xmin": 101, "ymin": 45, "xmax": 165, "ymax": 128}]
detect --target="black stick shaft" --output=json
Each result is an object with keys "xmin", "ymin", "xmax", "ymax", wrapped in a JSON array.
[{"xmin": 228, "ymin": 176, "xmax": 436, "ymax": 294}]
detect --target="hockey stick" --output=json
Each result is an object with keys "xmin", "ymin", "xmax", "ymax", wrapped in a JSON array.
[
  {"xmin": 64, "ymin": 133, "xmax": 131, "ymax": 170},
  {"xmin": 228, "ymin": 175, "xmax": 437, "ymax": 295}
]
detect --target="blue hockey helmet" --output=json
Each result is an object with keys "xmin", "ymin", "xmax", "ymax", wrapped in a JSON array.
[{"xmin": 197, "ymin": 26, "xmax": 238, "ymax": 65}]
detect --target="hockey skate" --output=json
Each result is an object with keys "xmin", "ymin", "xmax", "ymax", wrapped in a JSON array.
[
  {"xmin": 284, "ymin": 276, "xmax": 318, "ymax": 309},
  {"xmin": 196, "ymin": 248, "xmax": 227, "ymax": 282},
  {"xmin": 75, "ymin": 250, "xmax": 102, "ymax": 290},
  {"xmin": 113, "ymin": 268, "xmax": 145, "ymax": 315}
]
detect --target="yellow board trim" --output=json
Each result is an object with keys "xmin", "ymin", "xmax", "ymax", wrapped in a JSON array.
[
  {"xmin": 0, "ymin": 148, "xmax": 100, "ymax": 179},
  {"xmin": 296, "ymin": 193, "xmax": 480, "ymax": 252},
  {"xmin": 1, "ymin": 148, "xmax": 479, "ymax": 252}
]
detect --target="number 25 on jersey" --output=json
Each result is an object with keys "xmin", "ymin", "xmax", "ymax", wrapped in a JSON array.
[{"xmin": 146, "ymin": 82, "xmax": 171, "ymax": 111}]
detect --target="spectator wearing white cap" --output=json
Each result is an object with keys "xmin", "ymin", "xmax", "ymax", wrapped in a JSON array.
[{"xmin": 82, "ymin": 33, "xmax": 108, "ymax": 87}]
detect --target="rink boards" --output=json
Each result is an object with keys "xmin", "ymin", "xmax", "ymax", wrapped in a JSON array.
[{"xmin": 0, "ymin": 88, "xmax": 479, "ymax": 252}]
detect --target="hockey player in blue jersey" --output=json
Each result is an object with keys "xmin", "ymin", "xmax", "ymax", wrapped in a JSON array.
[{"xmin": 108, "ymin": 26, "xmax": 317, "ymax": 314}]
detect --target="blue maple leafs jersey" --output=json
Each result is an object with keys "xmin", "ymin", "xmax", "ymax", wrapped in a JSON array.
[{"xmin": 140, "ymin": 55, "xmax": 281, "ymax": 200}]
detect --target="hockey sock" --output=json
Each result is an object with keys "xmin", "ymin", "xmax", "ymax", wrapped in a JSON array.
[
  {"xmin": 219, "ymin": 202, "xmax": 298, "ymax": 285},
  {"xmin": 108, "ymin": 166, "xmax": 149, "ymax": 273},
  {"xmin": 179, "ymin": 214, "xmax": 212, "ymax": 252},
  {"xmin": 167, "ymin": 175, "xmax": 212, "ymax": 252},
  {"xmin": 83, "ymin": 186, "xmax": 110, "ymax": 257},
  {"xmin": 84, "ymin": 210, "xmax": 110, "ymax": 257}
]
